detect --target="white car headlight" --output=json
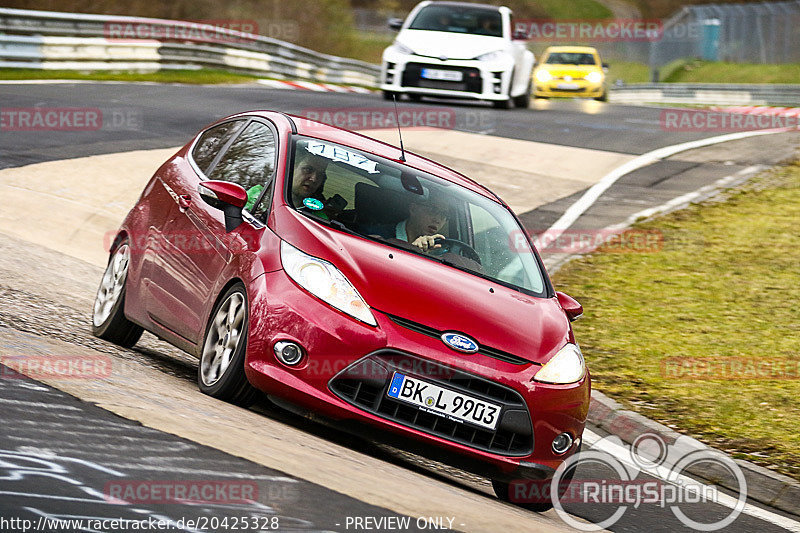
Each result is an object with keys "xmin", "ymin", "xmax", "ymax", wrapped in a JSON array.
[
  {"xmin": 585, "ymin": 71, "xmax": 603, "ymax": 84},
  {"xmin": 280, "ymin": 241, "xmax": 377, "ymax": 327},
  {"xmin": 392, "ymin": 41, "xmax": 415, "ymax": 56},
  {"xmin": 535, "ymin": 69, "xmax": 553, "ymax": 82},
  {"xmin": 534, "ymin": 343, "xmax": 585, "ymax": 384},
  {"xmin": 475, "ymin": 50, "xmax": 505, "ymax": 62}
]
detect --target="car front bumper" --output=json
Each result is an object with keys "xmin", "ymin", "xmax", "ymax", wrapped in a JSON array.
[
  {"xmin": 381, "ymin": 50, "xmax": 514, "ymax": 102},
  {"xmin": 244, "ymin": 269, "xmax": 590, "ymax": 481},
  {"xmin": 534, "ymin": 79, "xmax": 605, "ymax": 98}
]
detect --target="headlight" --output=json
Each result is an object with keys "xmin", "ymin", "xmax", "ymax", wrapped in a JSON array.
[
  {"xmin": 533, "ymin": 343, "xmax": 585, "ymax": 384},
  {"xmin": 280, "ymin": 241, "xmax": 377, "ymax": 327},
  {"xmin": 585, "ymin": 71, "xmax": 603, "ymax": 84},
  {"xmin": 535, "ymin": 69, "xmax": 553, "ymax": 82},
  {"xmin": 392, "ymin": 41, "xmax": 415, "ymax": 55},
  {"xmin": 475, "ymin": 50, "xmax": 505, "ymax": 61}
]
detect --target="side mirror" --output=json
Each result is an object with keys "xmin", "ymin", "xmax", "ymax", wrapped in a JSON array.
[
  {"xmin": 556, "ymin": 292, "xmax": 583, "ymax": 322},
  {"xmin": 198, "ymin": 180, "xmax": 247, "ymax": 232},
  {"xmin": 388, "ymin": 17, "xmax": 404, "ymax": 30}
]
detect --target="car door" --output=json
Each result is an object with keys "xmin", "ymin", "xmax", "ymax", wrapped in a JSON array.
[{"xmin": 145, "ymin": 118, "xmax": 278, "ymax": 342}]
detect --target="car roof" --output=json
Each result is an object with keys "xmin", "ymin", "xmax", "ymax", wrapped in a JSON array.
[
  {"xmin": 543, "ymin": 46, "xmax": 599, "ymax": 54},
  {"xmin": 246, "ymin": 111, "xmax": 502, "ymax": 203}
]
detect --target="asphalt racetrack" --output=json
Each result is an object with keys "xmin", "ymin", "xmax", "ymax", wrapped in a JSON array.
[{"xmin": 1, "ymin": 82, "xmax": 799, "ymax": 533}]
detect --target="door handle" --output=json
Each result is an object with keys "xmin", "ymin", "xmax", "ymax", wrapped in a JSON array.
[{"xmin": 178, "ymin": 195, "xmax": 192, "ymax": 209}]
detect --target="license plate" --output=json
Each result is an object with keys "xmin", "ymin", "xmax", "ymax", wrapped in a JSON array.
[
  {"xmin": 556, "ymin": 83, "xmax": 580, "ymax": 90},
  {"xmin": 421, "ymin": 68, "xmax": 463, "ymax": 82},
  {"xmin": 387, "ymin": 372, "xmax": 501, "ymax": 430}
]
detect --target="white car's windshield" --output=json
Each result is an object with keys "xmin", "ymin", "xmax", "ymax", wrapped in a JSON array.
[
  {"xmin": 408, "ymin": 5, "xmax": 503, "ymax": 37},
  {"xmin": 287, "ymin": 137, "xmax": 546, "ymax": 296}
]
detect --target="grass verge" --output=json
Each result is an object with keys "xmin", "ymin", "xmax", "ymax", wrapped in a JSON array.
[
  {"xmin": 0, "ymin": 68, "xmax": 261, "ymax": 84},
  {"xmin": 664, "ymin": 60, "xmax": 800, "ymax": 84},
  {"xmin": 552, "ymin": 162, "xmax": 800, "ymax": 480},
  {"xmin": 536, "ymin": 0, "xmax": 613, "ymax": 20}
]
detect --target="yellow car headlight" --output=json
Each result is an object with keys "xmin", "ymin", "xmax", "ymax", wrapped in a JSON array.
[
  {"xmin": 535, "ymin": 69, "xmax": 553, "ymax": 83},
  {"xmin": 585, "ymin": 71, "xmax": 603, "ymax": 84}
]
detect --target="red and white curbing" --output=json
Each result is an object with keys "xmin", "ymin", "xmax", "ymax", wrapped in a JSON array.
[
  {"xmin": 256, "ymin": 79, "xmax": 374, "ymax": 93},
  {"xmin": 711, "ymin": 105, "xmax": 800, "ymax": 118}
]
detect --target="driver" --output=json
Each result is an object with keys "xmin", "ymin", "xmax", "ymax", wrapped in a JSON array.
[
  {"xmin": 400, "ymin": 193, "xmax": 449, "ymax": 251},
  {"xmin": 361, "ymin": 190, "xmax": 449, "ymax": 251}
]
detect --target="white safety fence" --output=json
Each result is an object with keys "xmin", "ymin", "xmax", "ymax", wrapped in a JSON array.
[{"xmin": 0, "ymin": 8, "xmax": 381, "ymax": 87}]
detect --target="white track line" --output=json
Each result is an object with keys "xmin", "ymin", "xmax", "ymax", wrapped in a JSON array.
[
  {"xmin": 583, "ymin": 429, "xmax": 800, "ymax": 532},
  {"xmin": 605, "ymin": 165, "xmax": 764, "ymax": 231},
  {"xmin": 545, "ymin": 128, "xmax": 794, "ymax": 241}
]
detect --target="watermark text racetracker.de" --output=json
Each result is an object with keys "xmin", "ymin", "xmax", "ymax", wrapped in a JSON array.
[
  {"xmin": 661, "ymin": 108, "xmax": 800, "ymax": 132},
  {"xmin": 0, "ymin": 107, "xmax": 142, "ymax": 132},
  {"xmin": 522, "ymin": 228, "xmax": 664, "ymax": 254},
  {"xmin": 1, "ymin": 355, "xmax": 111, "ymax": 380},
  {"xmin": 514, "ymin": 19, "xmax": 663, "ymax": 42},
  {"xmin": 663, "ymin": 356, "xmax": 800, "ymax": 380},
  {"xmin": 300, "ymin": 107, "xmax": 495, "ymax": 132},
  {"xmin": 104, "ymin": 19, "xmax": 299, "ymax": 43}
]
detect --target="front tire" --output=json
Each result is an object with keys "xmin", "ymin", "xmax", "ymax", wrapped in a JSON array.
[
  {"xmin": 198, "ymin": 283, "xmax": 258, "ymax": 406},
  {"xmin": 492, "ymin": 460, "xmax": 577, "ymax": 513},
  {"xmin": 92, "ymin": 241, "xmax": 143, "ymax": 348},
  {"xmin": 513, "ymin": 81, "xmax": 532, "ymax": 108}
]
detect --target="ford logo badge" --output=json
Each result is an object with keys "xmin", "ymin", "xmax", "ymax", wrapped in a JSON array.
[{"xmin": 441, "ymin": 332, "xmax": 479, "ymax": 354}]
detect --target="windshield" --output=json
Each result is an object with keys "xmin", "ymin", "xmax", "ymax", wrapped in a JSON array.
[
  {"xmin": 545, "ymin": 52, "xmax": 598, "ymax": 65},
  {"xmin": 408, "ymin": 5, "xmax": 503, "ymax": 37},
  {"xmin": 286, "ymin": 137, "xmax": 546, "ymax": 296}
]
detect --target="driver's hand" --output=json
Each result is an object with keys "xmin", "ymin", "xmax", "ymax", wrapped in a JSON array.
[{"xmin": 411, "ymin": 234, "xmax": 445, "ymax": 252}]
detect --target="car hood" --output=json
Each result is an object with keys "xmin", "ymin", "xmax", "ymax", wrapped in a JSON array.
[
  {"xmin": 397, "ymin": 29, "xmax": 507, "ymax": 60},
  {"xmin": 279, "ymin": 212, "xmax": 569, "ymax": 365},
  {"xmin": 538, "ymin": 64, "xmax": 602, "ymax": 78}
]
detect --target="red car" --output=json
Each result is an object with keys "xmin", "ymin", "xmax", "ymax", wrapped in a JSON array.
[{"xmin": 92, "ymin": 110, "xmax": 590, "ymax": 510}]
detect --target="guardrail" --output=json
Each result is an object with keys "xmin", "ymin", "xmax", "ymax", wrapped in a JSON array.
[
  {"xmin": 0, "ymin": 8, "xmax": 381, "ymax": 86},
  {"xmin": 610, "ymin": 83, "xmax": 800, "ymax": 106}
]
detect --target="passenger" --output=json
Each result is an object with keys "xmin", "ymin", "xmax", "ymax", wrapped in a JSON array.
[{"xmin": 244, "ymin": 153, "xmax": 328, "ymax": 213}]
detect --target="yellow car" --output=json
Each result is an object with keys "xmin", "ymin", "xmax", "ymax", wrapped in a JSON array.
[{"xmin": 532, "ymin": 46, "xmax": 608, "ymax": 101}]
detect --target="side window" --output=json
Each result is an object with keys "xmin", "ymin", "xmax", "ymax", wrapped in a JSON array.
[
  {"xmin": 207, "ymin": 121, "xmax": 277, "ymax": 212},
  {"xmin": 191, "ymin": 120, "xmax": 245, "ymax": 174}
]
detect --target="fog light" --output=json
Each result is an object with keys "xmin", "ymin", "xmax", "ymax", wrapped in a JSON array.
[
  {"xmin": 274, "ymin": 341, "xmax": 304, "ymax": 366},
  {"xmin": 552, "ymin": 432, "xmax": 573, "ymax": 454}
]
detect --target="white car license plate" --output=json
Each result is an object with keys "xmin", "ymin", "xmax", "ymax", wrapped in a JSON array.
[
  {"xmin": 387, "ymin": 372, "xmax": 501, "ymax": 430},
  {"xmin": 421, "ymin": 68, "xmax": 463, "ymax": 82},
  {"xmin": 556, "ymin": 83, "xmax": 580, "ymax": 90}
]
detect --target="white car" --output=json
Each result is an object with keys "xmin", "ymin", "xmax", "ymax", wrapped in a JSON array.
[{"xmin": 381, "ymin": 1, "xmax": 534, "ymax": 109}]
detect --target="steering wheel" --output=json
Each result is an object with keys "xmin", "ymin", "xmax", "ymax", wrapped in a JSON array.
[{"xmin": 429, "ymin": 238, "xmax": 482, "ymax": 265}]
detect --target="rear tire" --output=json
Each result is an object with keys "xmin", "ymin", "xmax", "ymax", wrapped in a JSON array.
[
  {"xmin": 594, "ymin": 91, "xmax": 608, "ymax": 102},
  {"xmin": 92, "ymin": 241, "xmax": 143, "ymax": 348},
  {"xmin": 198, "ymin": 283, "xmax": 258, "ymax": 407},
  {"xmin": 408, "ymin": 93, "xmax": 422, "ymax": 102}
]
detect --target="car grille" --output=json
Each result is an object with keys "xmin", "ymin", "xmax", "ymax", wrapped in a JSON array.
[
  {"xmin": 401, "ymin": 63, "xmax": 482, "ymax": 93},
  {"xmin": 329, "ymin": 351, "xmax": 533, "ymax": 456},
  {"xmin": 387, "ymin": 314, "xmax": 532, "ymax": 366}
]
